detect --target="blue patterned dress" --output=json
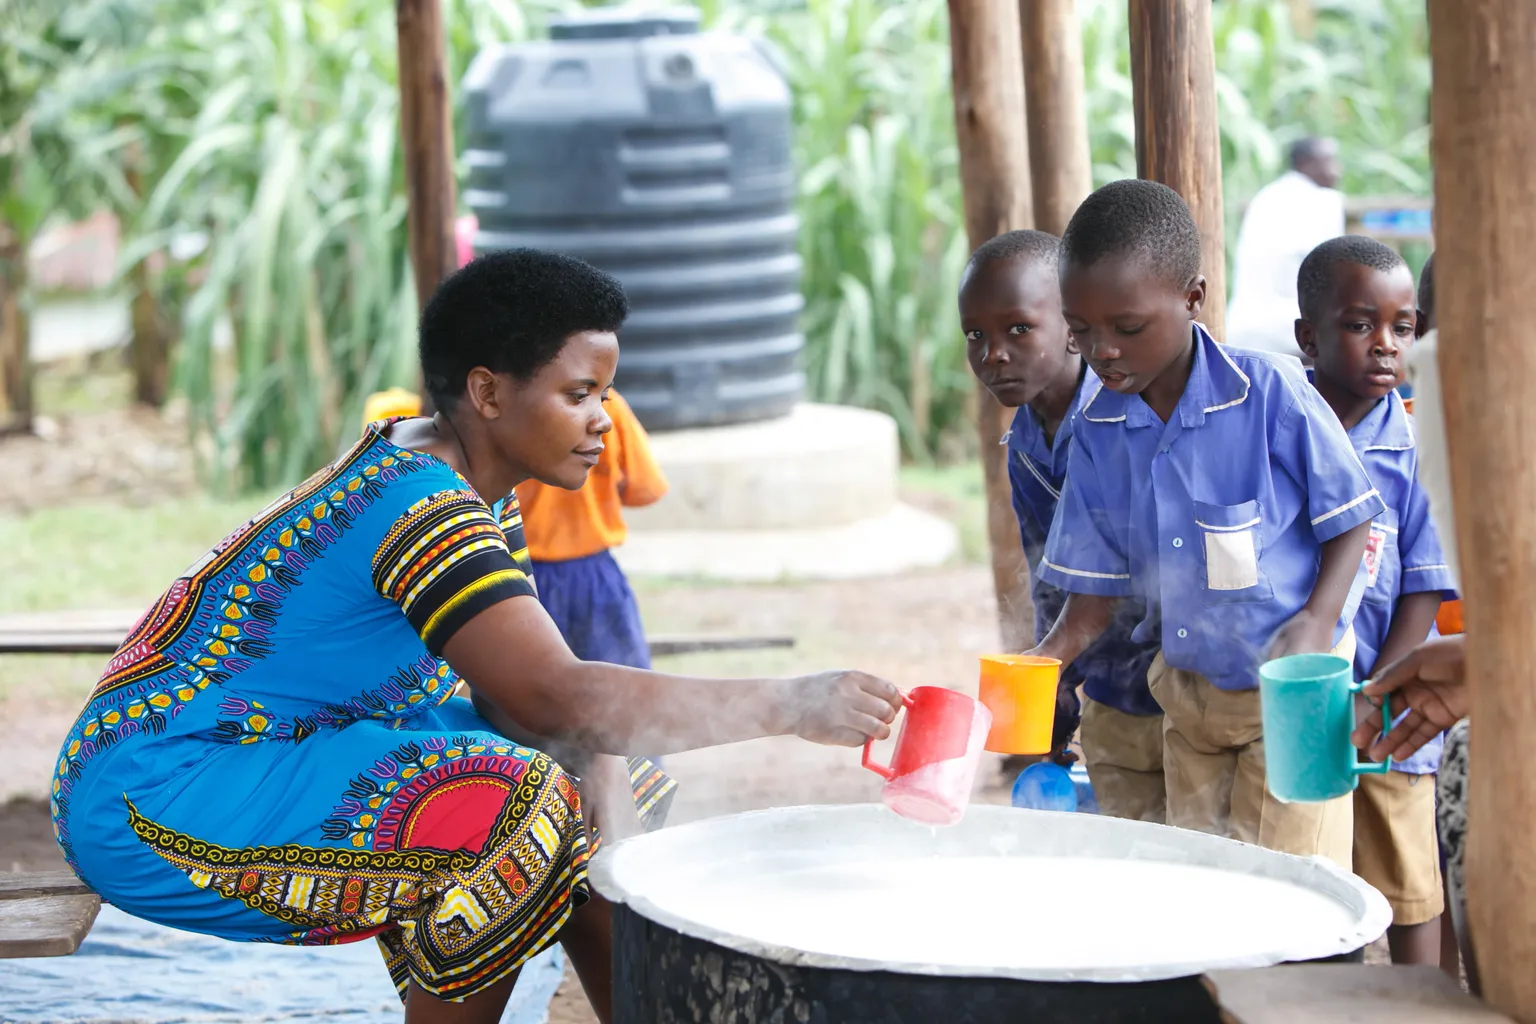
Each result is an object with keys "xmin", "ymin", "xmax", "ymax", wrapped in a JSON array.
[{"xmin": 50, "ymin": 420, "xmax": 673, "ymax": 1001}]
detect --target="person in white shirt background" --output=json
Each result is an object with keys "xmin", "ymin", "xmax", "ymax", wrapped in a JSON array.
[{"xmin": 1225, "ymin": 137, "xmax": 1346, "ymax": 360}]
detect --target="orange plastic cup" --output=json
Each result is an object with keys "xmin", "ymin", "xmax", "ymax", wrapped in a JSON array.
[{"xmin": 977, "ymin": 654, "xmax": 1060, "ymax": 754}]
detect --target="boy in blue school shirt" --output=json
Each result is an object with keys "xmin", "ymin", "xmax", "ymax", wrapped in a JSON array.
[
  {"xmin": 1296, "ymin": 236, "xmax": 1456, "ymax": 964},
  {"xmin": 1028, "ymin": 180, "xmax": 1385, "ymax": 869},
  {"xmin": 960, "ymin": 229, "xmax": 1165, "ymax": 822}
]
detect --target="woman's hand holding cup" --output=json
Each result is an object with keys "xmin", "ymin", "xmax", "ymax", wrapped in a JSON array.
[{"xmin": 787, "ymin": 670, "xmax": 902, "ymax": 746}]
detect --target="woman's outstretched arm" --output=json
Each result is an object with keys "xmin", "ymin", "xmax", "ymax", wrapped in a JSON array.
[{"xmin": 442, "ymin": 594, "xmax": 902, "ymax": 756}]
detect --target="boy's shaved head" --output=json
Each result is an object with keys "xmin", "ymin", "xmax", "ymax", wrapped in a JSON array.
[
  {"xmin": 1296, "ymin": 235, "xmax": 1406, "ymax": 321},
  {"xmin": 966, "ymin": 229, "xmax": 1060, "ymax": 275},
  {"xmin": 1059, "ymin": 179, "xmax": 1201, "ymax": 287},
  {"xmin": 1418, "ymin": 253, "xmax": 1435, "ymax": 328}
]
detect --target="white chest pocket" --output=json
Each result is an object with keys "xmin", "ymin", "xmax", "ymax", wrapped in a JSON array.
[
  {"xmin": 1195, "ymin": 500, "xmax": 1264, "ymax": 593},
  {"xmin": 1362, "ymin": 507, "xmax": 1401, "ymax": 604}
]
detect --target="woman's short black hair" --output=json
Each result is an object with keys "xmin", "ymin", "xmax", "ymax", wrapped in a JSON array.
[
  {"xmin": 418, "ymin": 248, "xmax": 628, "ymax": 410},
  {"xmin": 1059, "ymin": 178, "xmax": 1202, "ymax": 287}
]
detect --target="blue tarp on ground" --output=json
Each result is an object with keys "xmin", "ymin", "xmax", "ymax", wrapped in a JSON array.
[{"xmin": 0, "ymin": 905, "xmax": 564, "ymax": 1024}]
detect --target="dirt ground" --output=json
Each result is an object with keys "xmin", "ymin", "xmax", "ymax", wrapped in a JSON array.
[{"xmin": 0, "ymin": 375, "xmax": 197, "ymax": 519}]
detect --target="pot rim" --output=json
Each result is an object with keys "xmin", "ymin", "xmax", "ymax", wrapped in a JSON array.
[{"xmin": 589, "ymin": 803, "xmax": 1391, "ymax": 983}]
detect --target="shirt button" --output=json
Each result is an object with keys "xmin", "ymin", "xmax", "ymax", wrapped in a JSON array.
[
  {"xmin": 1172, "ymin": 537, "xmax": 1184, "ymax": 548},
  {"xmin": 1177, "ymin": 628, "xmax": 1189, "ymax": 639}
]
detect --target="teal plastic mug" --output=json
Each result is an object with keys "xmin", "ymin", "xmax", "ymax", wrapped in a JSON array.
[{"xmin": 1258, "ymin": 653, "xmax": 1391, "ymax": 803}]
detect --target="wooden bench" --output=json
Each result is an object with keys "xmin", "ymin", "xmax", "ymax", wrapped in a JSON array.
[
  {"xmin": 1204, "ymin": 964, "xmax": 1513, "ymax": 1023},
  {"xmin": 0, "ymin": 871, "xmax": 100, "ymax": 959},
  {"xmin": 0, "ymin": 609, "xmax": 795, "ymax": 659}
]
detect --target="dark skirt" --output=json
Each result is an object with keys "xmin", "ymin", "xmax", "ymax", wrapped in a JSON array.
[{"xmin": 533, "ymin": 550, "xmax": 651, "ymax": 669}]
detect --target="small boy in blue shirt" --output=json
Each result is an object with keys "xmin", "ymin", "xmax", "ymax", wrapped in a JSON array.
[
  {"xmin": 960, "ymin": 229, "xmax": 1165, "ymax": 822},
  {"xmin": 1296, "ymin": 235, "xmax": 1456, "ymax": 964},
  {"xmin": 1029, "ymin": 180, "xmax": 1385, "ymax": 868}
]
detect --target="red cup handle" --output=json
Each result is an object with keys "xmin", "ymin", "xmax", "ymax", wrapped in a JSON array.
[{"xmin": 862, "ymin": 692, "xmax": 915, "ymax": 781}]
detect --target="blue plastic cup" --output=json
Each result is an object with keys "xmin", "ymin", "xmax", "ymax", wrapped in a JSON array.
[
  {"xmin": 1011, "ymin": 762, "xmax": 1078, "ymax": 812},
  {"xmin": 1259, "ymin": 653, "xmax": 1391, "ymax": 803}
]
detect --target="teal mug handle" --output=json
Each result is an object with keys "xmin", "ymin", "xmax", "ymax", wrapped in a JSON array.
[{"xmin": 1347, "ymin": 681, "xmax": 1393, "ymax": 775}]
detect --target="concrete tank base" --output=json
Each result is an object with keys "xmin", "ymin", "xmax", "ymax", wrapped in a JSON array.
[
  {"xmin": 614, "ymin": 503, "xmax": 958, "ymax": 582},
  {"xmin": 616, "ymin": 403, "xmax": 958, "ymax": 581}
]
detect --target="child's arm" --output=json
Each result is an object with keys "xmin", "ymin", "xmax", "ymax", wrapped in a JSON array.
[
  {"xmin": 1268, "ymin": 380, "xmax": 1389, "ymax": 658},
  {"xmin": 1356, "ymin": 440, "xmax": 1456, "ymax": 675},
  {"xmin": 1034, "ymin": 435, "xmax": 1132, "ymax": 670},
  {"xmin": 1029, "ymin": 593, "xmax": 1118, "ymax": 666},
  {"xmin": 1370, "ymin": 591, "xmax": 1443, "ymax": 679},
  {"xmin": 1269, "ymin": 520, "xmax": 1371, "ymax": 659}
]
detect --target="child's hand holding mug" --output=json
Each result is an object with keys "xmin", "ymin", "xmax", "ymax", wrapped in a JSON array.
[{"xmin": 1266, "ymin": 607, "xmax": 1338, "ymax": 661}]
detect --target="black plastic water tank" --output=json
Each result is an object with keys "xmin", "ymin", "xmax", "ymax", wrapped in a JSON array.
[{"xmin": 462, "ymin": 5, "xmax": 804, "ymax": 430}]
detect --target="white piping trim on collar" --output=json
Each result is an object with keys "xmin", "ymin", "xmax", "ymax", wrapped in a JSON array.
[
  {"xmin": 1080, "ymin": 386, "xmax": 1127, "ymax": 423},
  {"xmin": 1014, "ymin": 450, "xmax": 1061, "ymax": 500},
  {"xmin": 1204, "ymin": 343, "xmax": 1252, "ymax": 413},
  {"xmin": 1311, "ymin": 488, "xmax": 1381, "ymax": 527},
  {"xmin": 1041, "ymin": 558, "xmax": 1131, "ymax": 580},
  {"xmin": 1364, "ymin": 392, "xmax": 1416, "ymax": 451}
]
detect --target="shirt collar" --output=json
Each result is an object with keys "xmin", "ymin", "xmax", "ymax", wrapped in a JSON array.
[
  {"xmin": 1300, "ymin": 368, "xmax": 1416, "ymax": 451},
  {"xmin": 1003, "ymin": 364, "xmax": 1094, "ymax": 459},
  {"xmin": 1078, "ymin": 323, "xmax": 1248, "ymax": 430},
  {"xmin": 1057, "ymin": 368, "xmax": 1096, "ymax": 448},
  {"xmin": 1352, "ymin": 388, "xmax": 1415, "ymax": 451}
]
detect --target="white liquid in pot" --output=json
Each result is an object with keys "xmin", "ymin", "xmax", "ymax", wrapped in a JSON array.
[{"xmin": 640, "ymin": 855, "xmax": 1359, "ymax": 971}]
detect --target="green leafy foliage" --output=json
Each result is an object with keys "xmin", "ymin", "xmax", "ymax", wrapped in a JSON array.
[{"xmin": 8, "ymin": 0, "xmax": 1431, "ymax": 485}]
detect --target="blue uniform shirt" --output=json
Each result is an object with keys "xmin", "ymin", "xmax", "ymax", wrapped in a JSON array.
[
  {"xmin": 1006, "ymin": 370, "xmax": 1161, "ymax": 717},
  {"xmin": 1040, "ymin": 325, "xmax": 1387, "ymax": 691},
  {"xmin": 1339, "ymin": 385, "xmax": 1457, "ymax": 773}
]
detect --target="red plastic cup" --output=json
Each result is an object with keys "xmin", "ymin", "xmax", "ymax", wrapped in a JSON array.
[{"xmin": 862, "ymin": 686, "xmax": 992, "ymax": 826}]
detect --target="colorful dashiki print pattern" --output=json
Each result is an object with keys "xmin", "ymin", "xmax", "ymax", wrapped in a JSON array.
[{"xmin": 51, "ymin": 419, "xmax": 675, "ymax": 1002}]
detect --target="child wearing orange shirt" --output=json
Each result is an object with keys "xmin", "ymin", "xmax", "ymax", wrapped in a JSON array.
[{"xmin": 515, "ymin": 388, "xmax": 668, "ymax": 667}]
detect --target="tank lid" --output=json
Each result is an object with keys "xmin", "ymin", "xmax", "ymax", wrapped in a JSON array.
[{"xmin": 548, "ymin": 6, "xmax": 702, "ymax": 40}]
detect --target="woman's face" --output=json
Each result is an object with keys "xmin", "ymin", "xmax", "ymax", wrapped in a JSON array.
[{"xmin": 469, "ymin": 330, "xmax": 620, "ymax": 490}]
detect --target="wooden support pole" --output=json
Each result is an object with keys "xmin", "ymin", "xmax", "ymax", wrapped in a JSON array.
[
  {"xmin": 1127, "ymin": 0, "xmax": 1227, "ymax": 340},
  {"xmin": 947, "ymin": 0, "xmax": 1034, "ymax": 651},
  {"xmin": 1020, "ymin": 0, "xmax": 1094, "ymax": 236},
  {"xmin": 1427, "ymin": 1, "xmax": 1536, "ymax": 1018},
  {"xmin": 124, "ymin": 134, "xmax": 170, "ymax": 409},
  {"xmin": 0, "ymin": 222, "xmax": 29, "ymax": 435},
  {"xmin": 396, "ymin": 0, "xmax": 459, "ymax": 411}
]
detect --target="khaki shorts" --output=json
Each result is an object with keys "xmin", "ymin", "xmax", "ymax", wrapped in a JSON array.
[
  {"xmin": 1354, "ymin": 769, "xmax": 1444, "ymax": 925},
  {"xmin": 1148, "ymin": 650, "xmax": 1354, "ymax": 871},
  {"xmin": 1080, "ymin": 697, "xmax": 1165, "ymax": 823}
]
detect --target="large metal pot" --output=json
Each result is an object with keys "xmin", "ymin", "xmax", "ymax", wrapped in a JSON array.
[{"xmin": 590, "ymin": 804, "xmax": 1390, "ymax": 1023}]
